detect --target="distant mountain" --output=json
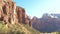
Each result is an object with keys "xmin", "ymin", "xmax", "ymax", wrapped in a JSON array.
[
  {"xmin": 51, "ymin": 14, "xmax": 60, "ymax": 19},
  {"xmin": 42, "ymin": 13, "xmax": 60, "ymax": 19},
  {"xmin": 32, "ymin": 13, "xmax": 60, "ymax": 33}
]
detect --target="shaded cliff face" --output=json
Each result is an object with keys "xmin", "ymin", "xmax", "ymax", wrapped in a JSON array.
[{"xmin": 0, "ymin": 0, "xmax": 31, "ymax": 26}]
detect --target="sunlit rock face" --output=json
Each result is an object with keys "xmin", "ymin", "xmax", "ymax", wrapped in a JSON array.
[
  {"xmin": 16, "ymin": 6, "xmax": 32, "ymax": 26},
  {"xmin": 0, "ymin": 0, "xmax": 32, "ymax": 26},
  {"xmin": 2, "ymin": 0, "xmax": 13, "ymax": 2},
  {"xmin": 0, "ymin": 0, "xmax": 17, "ymax": 24}
]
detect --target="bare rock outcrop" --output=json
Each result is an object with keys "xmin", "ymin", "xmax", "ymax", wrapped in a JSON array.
[{"xmin": 0, "ymin": 0, "xmax": 32, "ymax": 26}]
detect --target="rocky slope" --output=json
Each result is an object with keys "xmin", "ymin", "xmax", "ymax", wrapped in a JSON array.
[
  {"xmin": 0, "ymin": 0, "xmax": 41, "ymax": 34},
  {"xmin": 0, "ymin": 22, "xmax": 40, "ymax": 34},
  {"xmin": 0, "ymin": 0, "xmax": 31, "ymax": 26}
]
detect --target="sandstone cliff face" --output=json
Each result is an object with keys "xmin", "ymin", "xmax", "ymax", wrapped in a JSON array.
[{"xmin": 0, "ymin": 0, "xmax": 31, "ymax": 26}]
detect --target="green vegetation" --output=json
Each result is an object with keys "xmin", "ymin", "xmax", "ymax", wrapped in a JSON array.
[
  {"xmin": 0, "ymin": 22, "xmax": 40, "ymax": 34},
  {"xmin": 23, "ymin": 24, "xmax": 41, "ymax": 34}
]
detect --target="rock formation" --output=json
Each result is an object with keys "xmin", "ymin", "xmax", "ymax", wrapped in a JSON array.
[{"xmin": 0, "ymin": 0, "xmax": 31, "ymax": 26}]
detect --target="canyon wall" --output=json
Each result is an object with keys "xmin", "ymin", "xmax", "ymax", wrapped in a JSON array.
[{"xmin": 0, "ymin": 0, "xmax": 32, "ymax": 26}]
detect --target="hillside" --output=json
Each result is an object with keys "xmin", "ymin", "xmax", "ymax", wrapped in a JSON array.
[{"xmin": 0, "ymin": 21, "xmax": 40, "ymax": 34}]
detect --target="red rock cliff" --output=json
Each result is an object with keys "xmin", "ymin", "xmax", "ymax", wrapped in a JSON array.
[{"xmin": 0, "ymin": 0, "xmax": 31, "ymax": 26}]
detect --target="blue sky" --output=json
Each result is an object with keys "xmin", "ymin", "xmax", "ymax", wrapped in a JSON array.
[{"xmin": 14, "ymin": 0, "xmax": 60, "ymax": 18}]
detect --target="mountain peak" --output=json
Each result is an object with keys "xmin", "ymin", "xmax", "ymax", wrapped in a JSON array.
[{"xmin": 42, "ymin": 13, "xmax": 60, "ymax": 19}]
